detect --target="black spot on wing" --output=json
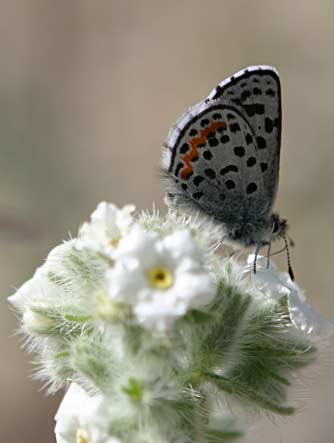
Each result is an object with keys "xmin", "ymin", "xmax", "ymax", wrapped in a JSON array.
[
  {"xmin": 241, "ymin": 90, "xmax": 251, "ymax": 101},
  {"xmin": 247, "ymin": 157, "xmax": 256, "ymax": 167},
  {"xmin": 220, "ymin": 135, "xmax": 230, "ymax": 143},
  {"xmin": 203, "ymin": 150, "xmax": 213, "ymax": 160},
  {"xmin": 231, "ymin": 98, "xmax": 241, "ymax": 106},
  {"xmin": 225, "ymin": 180, "xmax": 236, "ymax": 190},
  {"xmin": 181, "ymin": 183, "xmax": 188, "ymax": 191},
  {"xmin": 220, "ymin": 165, "xmax": 238, "ymax": 175},
  {"xmin": 201, "ymin": 118, "xmax": 209, "ymax": 127},
  {"xmin": 256, "ymin": 136, "xmax": 267, "ymax": 149},
  {"xmin": 260, "ymin": 162, "xmax": 268, "ymax": 172},
  {"xmin": 193, "ymin": 175, "xmax": 204, "ymax": 186},
  {"xmin": 189, "ymin": 129, "xmax": 198, "ymax": 136},
  {"xmin": 245, "ymin": 133, "xmax": 253, "ymax": 145},
  {"xmin": 243, "ymin": 104, "xmax": 265, "ymax": 117},
  {"xmin": 180, "ymin": 143, "xmax": 189, "ymax": 154},
  {"xmin": 246, "ymin": 182, "xmax": 257, "ymax": 194},
  {"xmin": 234, "ymin": 146, "xmax": 245, "ymax": 157},
  {"xmin": 205, "ymin": 168, "xmax": 216, "ymax": 179},
  {"xmin": 265, "ymin": 88, "xmax": 275, "ymax": 97},
  {"xmin": 217, "ymin": 125, "xmax": 227, "ymax": 133},
  {"xmin": 265, "ymin": 117, "xmax": 274, "ymax": 133},
  {"xmin": 230, "ymin": 122, "xmax": 240, "ymax": 133},
  {"xmin": 208, "ymin": 137, "xmax": 219, "ymax": 147}
]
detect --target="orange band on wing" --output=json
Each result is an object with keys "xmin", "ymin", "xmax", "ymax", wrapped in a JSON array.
[{"xmin": 181, "ymin": 121, "xmax": 227, "ymax": 179}]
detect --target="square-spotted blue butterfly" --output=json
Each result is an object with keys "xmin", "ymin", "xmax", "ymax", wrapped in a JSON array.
[{"xmin": 162, "ymin": 65, "xmax": 294, "ymax": 279}]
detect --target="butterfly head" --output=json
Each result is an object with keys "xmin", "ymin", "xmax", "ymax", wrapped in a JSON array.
[
  {"xmin": 269, "ymin": 213, "xmax": 294, "ymax": 280},
  {"xmin": 270, "ymin": 213, "xmax": 288, "ymax": 242}
]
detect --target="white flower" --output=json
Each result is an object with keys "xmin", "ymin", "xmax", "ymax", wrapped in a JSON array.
[
  {"xmin": 55, "ymin": 383, "xmax": 121, "ymax": 443},
  {"xmin": 78, "ymin": 202, "xmax": 135, "ymax": 254},
  {"xmin": 107, "ymin": 227, "xmax": 216, "ymax": 330},
  {"xmin": 246, "ymin": 255, "xmax": 334, "ymax": 344}
]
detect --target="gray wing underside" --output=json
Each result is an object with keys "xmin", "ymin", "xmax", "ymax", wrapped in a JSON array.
[
  {"xmin": 207, "ymin": 65, "xmax": 282, "ymax": 212},
  {"xmin": 164, "ymin": 102, "xmax": 272, "ymax": 223}
]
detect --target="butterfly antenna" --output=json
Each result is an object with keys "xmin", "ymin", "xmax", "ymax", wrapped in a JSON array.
[
  {"xmin": 283, "ymin": 234, "xmax": 295, "ymax": 281},
  {"xmin": 269, "ymin": 243, "xmax": 287, "ymax": 257}
]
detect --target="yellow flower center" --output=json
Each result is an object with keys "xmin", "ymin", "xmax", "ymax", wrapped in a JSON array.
[
  {"xmin": 110, "ymin": 237, "xmax": 120, "ymax": 248},
  {"xmin": 76, "ymin": 428, "xmax": 92, "ymax": 443},
  {"xmin": 148, "ymin": 267, "xmax": 174, "ymax": 290}
]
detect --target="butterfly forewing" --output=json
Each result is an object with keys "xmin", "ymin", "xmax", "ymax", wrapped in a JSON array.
[
  {"xmin": 207, "ymin": 65, "xmax": 281, "ymax": 212},
  {"xmin": 164, "ymin": 101, "xmax": 271, "ymax": 223}
]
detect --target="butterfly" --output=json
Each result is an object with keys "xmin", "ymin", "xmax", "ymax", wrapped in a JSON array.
[{"xmin": 162, "ymin": 65, "xmax": 294, "ymax": 279}]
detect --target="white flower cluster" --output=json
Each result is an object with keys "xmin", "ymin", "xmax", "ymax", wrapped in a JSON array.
[
  {"xmin": 8, "ymin": 202, "xmax": 333, "ymax": 443},
  {"xmin": 9, "ymin": 203, "xmax": 221, "ymax": 443},
  {"xmin": 10, "ymin": 202, "xmax": 216, "ymax": 332}
]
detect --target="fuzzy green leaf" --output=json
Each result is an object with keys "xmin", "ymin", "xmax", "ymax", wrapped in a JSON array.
[
  {"xmin": 197, "ymin": 280, "xmax": 316, "ymax": 415},
  {"xmin": 71, "ymin": 335, "xmax": 115, "ymax": 389},
  {"xmin": 122, "ymin": 378, "xmax": 144, "ymax": 402}
]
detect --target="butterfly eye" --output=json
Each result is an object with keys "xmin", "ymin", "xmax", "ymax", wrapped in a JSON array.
[{"xmin": 272, "ymin": 219, "xmax": 279, "ymax": 234}]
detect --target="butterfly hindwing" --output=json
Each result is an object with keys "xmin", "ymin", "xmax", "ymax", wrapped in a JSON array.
[
  {"xmin": 207, "ymin": 65, "xmax": 281, "ymax": 213},
  {"xmin": 163, "ymin": 101, "xmax": 271, "ymax": 223}
]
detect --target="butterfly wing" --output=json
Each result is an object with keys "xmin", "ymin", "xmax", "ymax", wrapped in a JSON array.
[
  {"xmin": 207, "ymin": 65, "xmax": 281, "ymax": 214},
  {"xmin": 162, "ymin": 100, "xmax": 270, "ymax": 224}
]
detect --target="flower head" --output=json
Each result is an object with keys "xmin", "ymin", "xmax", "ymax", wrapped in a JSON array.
[
  {"xmin": 107, "ymin": 227, "xmax": 216, "ymax": 330},
  {"xmin": 246, "ymin": 254, "xmax": 334, "ymax": 343},
  {"xmin": 8, "ymin": 201, "xmax": 327, "ymax": 443},
  {"xmin": 55, "ymin": 383, "xmax": 121, "ymax": 443},
  {"xmin": 78, "ymin": 202, "xmax": 135, "ymax": 254}
]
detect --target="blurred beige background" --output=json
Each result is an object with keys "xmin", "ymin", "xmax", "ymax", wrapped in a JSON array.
[{"xmin": 1, "ymin": 1, "xmax": 333, "ymax": 442}]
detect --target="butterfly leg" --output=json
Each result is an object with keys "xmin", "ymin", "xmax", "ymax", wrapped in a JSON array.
[
  {"xmin": 266, "ymin": 242, "xmax": 272, "ymax": 269},
  {"xmin": 253, "ymin": 241, "xmax": 263, "ymax": 274}
]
